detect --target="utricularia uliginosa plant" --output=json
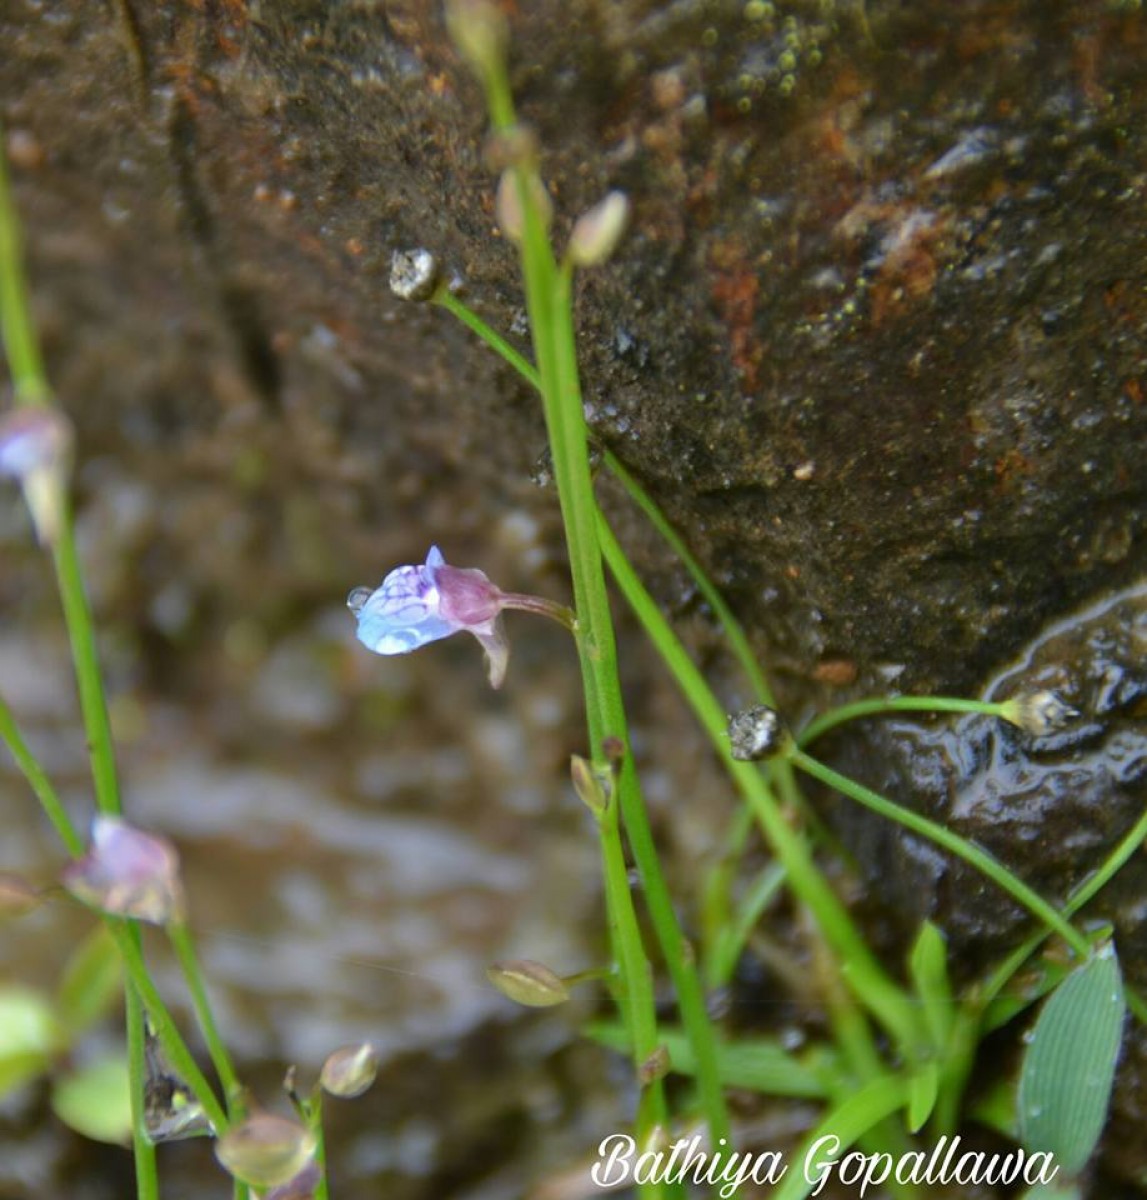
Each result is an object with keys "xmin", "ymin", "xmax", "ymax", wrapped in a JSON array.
[{"xmin": 0, "ymin": 2, "xmax": 1141, "ymax": 1198}]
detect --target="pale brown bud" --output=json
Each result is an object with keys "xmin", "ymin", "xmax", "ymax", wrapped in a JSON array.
[
  {"xmin": 487, "ymin": 959, "xmax": 570, "ymax": 1007},
  {"xmin": 568, "ymin": 191, "xmax": 630, "ymax": 267},
  {"xmin": 320, "ymin": 1042, "xmax": 379, "ymax": 1099},
  {"xmin": 444, "ymin": 0, "xmax": 508, "ymax": 85},
  {"xmin": 570, "ymin": 754, "xmax": 611, "ymax": 817},
  {"xmin": 1002, "ymin": 691, "xmax": 1078, "ymax": 737},
  {"xmin": 495, "ymin": 170, "xmax": 552, "ymax": 243}
]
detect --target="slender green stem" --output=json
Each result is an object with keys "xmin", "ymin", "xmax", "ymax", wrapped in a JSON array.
[
  {"xmin": 597, "ymin": 511, "xmax": 920, "ymax": 1052},
  {"xmin": 109, "ymin": 921, "xmax": 229, "ymax": 1133},
  {"xmin": 0, "ymin": 691, "xmax": 231, "ymax": 1137},
  {"xmin": 309, "ymin": 1091, "xmax": 329, "ymax": 1200},
  {"xmin": 0, "ymin": 691, "xmax": 84, "ymax": 855},
  {"xmin": 433, "ymin": 288, "xmax": 540, "ymax": 388},
  {"xmin": 0, "ymin": 135, "xmax": 49, "ymax": 404},
  {"xmin": 125, "ymin": 974, "xmax": 160, "ymax": 1200},
  {"xmin": 706, "ymin": 859, "xmax": 786, "ymax": 990},
  {"xmin": 2, "ymin": 129, "xmax": 235, "ymax": 1172},
  {"xmin": 50, "ymin": 524, "xmax": 123, "ymax": 816},
  {"xmin": 798, "ymin": 696, "xmax": 1010, "ymax": 748},
  {"xmin": 601, "ymin": 450, "xmax": 772, "ymax": 705},
  {"xmin": 461, "ymin": 52, "xmax": 732, "ymax": 1157},
  {"xmin": 788, "ymin": 748, "xmax": 1090, "ymax": 958},
  {"xmin": 981, "ymin": 802, "xmax": 1147, "ymax": 1010},
  {"xmin": 169, "ymin": 922, "xmax": 243, "ymax": 1115},
  {"xmin": 433, "ymin": 275, "xmax": 746, "ymax": 1146}
]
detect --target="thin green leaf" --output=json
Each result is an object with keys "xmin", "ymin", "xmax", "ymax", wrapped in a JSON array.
[
  {"xmin": 0, "ymin": 985, "xmax": 60, "ymax": 1097},
  {"xmin": 907, "ymin": 1061, "xmax": 939, "ymax": 1133},
  {"xmin": 1018, "ymin": 942, "xmax": 1125, "ymax": 1174},
  {"xmin": 909, "ymin": 921, "xmax": 953, "ymax": 1049},
  {"xmin": 586, "ymin": 1021, "xmax": 832, "ymax": 1098},
  {"xmin": 56, "ymin": 924, "xmax": 122, "ymax": 1037},
  {"xmin": 51, "ymin": 1054, "xmax": 133, "ymax": 1144},
  {"xmin": 984, "ymin": 925, "xmax": 1112, "ymax": 1034},
  {"xmin": 772, "ymin": 1075, "xmax": 910, "ymax": 1200}
]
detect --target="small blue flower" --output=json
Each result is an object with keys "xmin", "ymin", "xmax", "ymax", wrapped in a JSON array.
[
  {"xmin": 349, "ymin": 546, "xmax": 457, "ymax": 655},
  {"xmin": 348, "ymin": 546, "xmax": 510, "ymax": 686}
]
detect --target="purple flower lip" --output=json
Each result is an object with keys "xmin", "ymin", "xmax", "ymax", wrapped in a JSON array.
[{"xmin": 62, "ymin": 816, "xmax": 186, "ymax": 925}]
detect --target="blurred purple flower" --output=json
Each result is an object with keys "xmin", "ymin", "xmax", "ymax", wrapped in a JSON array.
[
  {"xmin": 0, "ymin": 407, "xmax": 72, "ymax": 479},
  {"xmin": 62, "ymin": 816, "xmax": 185, "ymax": 925},
  {"xmin": 0, "ymin": 407, "xmax": 73, "ymax": 544}
]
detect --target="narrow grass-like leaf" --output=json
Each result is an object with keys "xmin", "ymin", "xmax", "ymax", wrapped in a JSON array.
[
  {"xmin": 1017, "ymin": 942, "xmax": 1125, "ymax": 1174},
  {"xmin": 57, "ymin": 924, "xmax": 122, "ymax": 1036},
  {"xmin": 585, "ymin": 1021, "xmax": 833, "ymax": 1098},
  {"xmin": 909, "ymin": 921, "xmax": 953, "ymax": 1049},
  {"xmin": 907, "ymin": 1061, "xmax": 939, "ymax": 1133},
  {"xmin": 772, "ymin": 1074, "xmax": 910, "ymax": 1200}
]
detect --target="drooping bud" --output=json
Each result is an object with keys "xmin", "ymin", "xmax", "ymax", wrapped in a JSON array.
[
  {"xmin": 0, "ymin": 406, "xmax": 73, "ymax": 544},
  {"xmin": 444, "ymin": 0, "xmax": 509, "ymax": 86},
  {"xmin": 495, "ymin": 170, "xmax": 552, "ymax": 243},
  {"xmin": 214, "ymin": 1113, "xmax": 318, "ymax": 1190},
  {"xmin": 62, "ymin": 816, "xmax": 186, "ymax": 926},
  {"xmin": 1002, "ymin": 691, "xmax": 1079, "ymax": 737},
  {"xmin": 389, "ymin": 248, "xmax": 441, "ymax": 302},
  {"xmin": 568, "ymin": 191, "xmax": 630, "ymax": 267},
  {"xmin": 727, "ymin": 704, "xmax": 790, "ymax": 761},
  {"xmin": 320, "ymin": 1042, "xmax": 379, "ymax": 1099},
  {"xmin": 487, "ymin": 959, "xmax": 570, "ymax": 1007}
]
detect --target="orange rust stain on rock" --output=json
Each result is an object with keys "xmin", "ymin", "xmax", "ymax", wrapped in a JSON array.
[
  {"xmin": 811, "ymin": 658, "xmax": 858, "ymax": 687},
  {"xmin": 709, "ymin": 239, "xmax": 762, "ymax": 392}
]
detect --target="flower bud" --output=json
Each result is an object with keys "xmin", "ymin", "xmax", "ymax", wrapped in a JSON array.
[
  {"xmin": 444, "ymin": 0, "xmax": 508, "ymax": 86},
  {"xmin": 727, "ymin": 704, "xmax": 790, "ymax": 761},
  {"xmin": 495, "ymin": 170, "xmax": 552, "ymax": 243},
  {"xmin": 487, "ymin": 959, "xmax": 570, "ymax": 1007},
  {"xmin": 1002, "ymin": 691, "xmax": 1078, "ymax": 737},
  {"xmin": 214, "ymin": 1113, "xmax": 318, "ymax": 1190},
  {"xmin": 320, "ymin": 1042, "xmax": 379, "ymax": 1099},
  {"xmin": 389, "ymin": 248, "xmax": 441, "ymax": 302},
  {"xmin": 637, "ymin": 1044, "xmax": 671, "ymax": 1086},
  {"xmin": 568, "ymin": 191, "xmax": 630, "ymax": 267},
  {"xmin": 0, "ymin": 406, "xmax": 73, "ymax": 544},
  {"xmin": 570, "ymin": 754, "xmax": 611, "ymax": 817},
  {"xmin": 62, "ymin": 816, "xmax": 186, "ymax": 925}
]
